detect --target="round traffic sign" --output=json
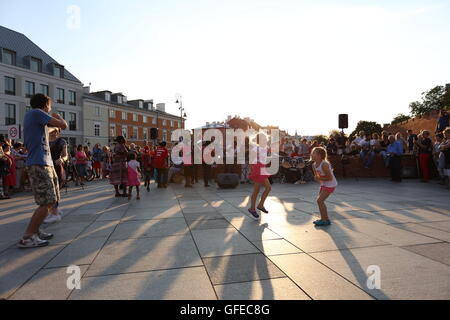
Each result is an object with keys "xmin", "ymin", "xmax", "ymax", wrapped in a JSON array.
[{"xmin": 9, "ymin": 126, "xmax": 18, "ymax": 139}]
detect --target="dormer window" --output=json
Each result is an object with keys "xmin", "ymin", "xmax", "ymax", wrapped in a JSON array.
[
  {"xmin": 2, "ymin": 49, "xmax": 16, "ymax": 65},
  {"xmin": 139, "ymin": 101, "xmax": 143, "ymax": 109},
  {"xmin": 123, "ymin": 96, "xmax": 127, "ymax": 104},
  {"xmin": 30, "ymin": 57, "xmax": 42, "ymax": 72},
  {"xmin": 53, "ymin": 65, "xmax": 63, "ymax": 78},
  {"xmin": 105, "ymin": 92, "xmax": 111, "ymax": 101},
  {"xmin": 117, "ymin": 96, "xmax": 123, "ymax": 104}
]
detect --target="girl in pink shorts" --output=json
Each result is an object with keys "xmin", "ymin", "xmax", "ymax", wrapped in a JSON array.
[{"xmin": 311, "ymin": 147, "xmax": 338, "ymax": 226}]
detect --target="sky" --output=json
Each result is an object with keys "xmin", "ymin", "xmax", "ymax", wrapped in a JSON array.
[{"xmin": 1, "ymin": 0, "xmax": 450, "ymax": 136}]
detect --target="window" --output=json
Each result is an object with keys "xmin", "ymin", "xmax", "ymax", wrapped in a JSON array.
[
  {"xmin": 139, "ymin": 101, "xmax": 143, "ymax": 109},
  {"xmin": 122, "ymin": 126, "xmax": 128, "ymax": 138},
  {"xmin": 69, "ymin": 137, "xmax": 77, "ymax": 148},
  {"xmin": 69, "ymin": 90, "xmax": 76, "ymax": 106},
  {"xmin": 2, "ymin": 49, "xmax": 16, "ymax": 65},
  {"xmin": 5, "ymin": 103, "xmax": 16, "ymax": 125},
  {"xmin": 69, "ymin": 112, "xmax": 76, "ymax": 131},
  {"xmin": 40, "ymin": 84, "xmax": 49, "ymax": 96},
  {"xmin": 152, "ymin": 117, "xmax": 157, "ymax": 125},
  {"xmin": 54, "ymin": 65, "xmax": 63, "ymax": 78},
  {"xmin": 109, "ymin": 109, "xmax": 115, "ymax": 118},
  {"xmin": 110, "ymin": 125, "xmax": 116, "ymax": 137},
  {"xmin": 178, "ymin": 121, "xmax": 181, "ymax": 128},
  {"xmin": 25, "ymin": 81, "xmax": 35, "ymax": 98},
  {"xmin": 170, "ymin": 120, "xmax": 174, "ymax": 127},
  {"xmin": 105, "ymin": 92, "xmax": 111, "ymax": 101},
  {"xmin": 162, "ymin": 120, "xmax": 167, "ymax": 126},
  {"xmin": 122, "ymin": 112, "xmax": 127, "ymax": 120},
  {"xmin": 117, "ymin": 96, "xmax": 123, "ymax": 104},
  {"xmin": 94, "ymin": 123, "xmax": 101, "ymax": 137},
  {"xmin": 133, "ymin": 113, "xmax": 138, "ymax": 122},
  {"xmin": 4, "ymin": 77, "xmax": 15, "ymax": 95},
  {"xmin": 94, "ymin": 106, "xmax": 101, "ymax": 117},
  {"xmin": 58, "ymin": 111, "xmax": 66, "ymax": 119},
  {"xmin": 162, "ymin": 129, "xmax": 167, "ymax": 142},
  {"xmin": 123, "ymin": 96, "xmax": 127, "ymax": 104},
  {"xmin": 30, "ymin": 57, "xmax": 42, "ymax": 72},
  {"xmin": 57, "ymin": 88, "xmax": 65, "ymax": 104},
  {"xmin": 133, "ymin": 127, "xmax": 138, "ymax": 139},
  {"xmin": 143, "ymin": 116, "xmax": 148, "ymax": 123},
  {"xmin": 143, "ymin": 129, "xmax": 148, "ymax": 140}
]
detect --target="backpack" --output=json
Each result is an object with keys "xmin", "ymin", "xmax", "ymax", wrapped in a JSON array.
[{"xmin": 0, "ymin": 157, "xmax": 10, "ymax": 177}]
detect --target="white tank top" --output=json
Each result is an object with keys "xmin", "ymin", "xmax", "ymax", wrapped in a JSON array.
[{"xmin": 315, "ymin": 160, "xmax": 338, "ymax": 188}]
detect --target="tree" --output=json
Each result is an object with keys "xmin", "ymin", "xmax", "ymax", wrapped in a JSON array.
[
  {"xmin": 313, "ymin": 134, "xmax": 329, "ymax": 145},
  {"xmin": 409, "ymin": 85, "xmax": 450, "ymax": 117},
  {"xmin": 350, "ymin": 121, "xmax": 383, "ymax": 138},
  {"xmin": 391, "ymin": 113, "xmax": 411, "ymax": 125},
  {"xmin": 329, "ymin": 129, "xmax": 341, "ymax": 137}
]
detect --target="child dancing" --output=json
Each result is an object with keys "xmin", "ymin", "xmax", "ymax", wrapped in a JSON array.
[
  {"xmin": 127, "ymin": 153, "xmax": 141, "ymax": 200},
  {"xmin": 311, "ymin": 147, "xmax": 338, "ymax": 226},
  {"xmin": 248, "ymin": 144, "xmax": 272, "ymax": 220}
]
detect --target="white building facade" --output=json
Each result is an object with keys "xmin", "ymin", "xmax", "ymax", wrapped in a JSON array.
[{"xmin": 0, "ymin": 26, "xmax": 83, "ymax": 147}]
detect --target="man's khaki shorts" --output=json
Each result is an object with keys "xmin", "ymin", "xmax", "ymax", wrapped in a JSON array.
[{"xmin": 27, "ymin": 165, "xmax": 60, "ymax": 206}]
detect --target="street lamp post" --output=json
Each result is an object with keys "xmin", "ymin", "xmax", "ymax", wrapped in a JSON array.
[{"xmin": 175, "ymin": 94, "xmax": 187, "ymax": 130}]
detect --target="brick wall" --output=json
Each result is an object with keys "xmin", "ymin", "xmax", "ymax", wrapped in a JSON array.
[
  {"xmin": 328, "ymin": 154, "xmax": 418, "ymax": 178},
  {"xmin": 384, "ymin": 110, "xmax": 440, "ymax": 138},
  {"xmin": 172, "ymin": 154, "xmax": 427, "ymax": 182}
]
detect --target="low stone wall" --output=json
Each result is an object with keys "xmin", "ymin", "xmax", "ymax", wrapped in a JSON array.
[
  {"xmin": 329, "ymin": 154, "xmax": 420, "ymax": 179},
  {"xmin": 172, "ymin": 154, "xmax": 438, "ymax": 182}
]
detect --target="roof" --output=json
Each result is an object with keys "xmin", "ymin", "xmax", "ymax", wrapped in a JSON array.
[
  {"xmin": 0, "ymin": 25, "xmax": 81, "ymax": 83},
  {"xmin": 83, "ymin": 93, "xmax": 182, "ymax": 119}
]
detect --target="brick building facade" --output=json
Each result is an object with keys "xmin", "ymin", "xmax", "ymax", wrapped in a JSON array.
[{"xmin": 88, "ymin": 90, "xmax": 184, "ymax": 147}]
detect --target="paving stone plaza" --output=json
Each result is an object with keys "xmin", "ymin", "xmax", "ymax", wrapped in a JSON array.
[{"xmin": 1, "ymin": 179, "xmax": 449, "ymax": 300}]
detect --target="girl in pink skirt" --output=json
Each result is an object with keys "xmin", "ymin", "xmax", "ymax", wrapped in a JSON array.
[
  {"xmin": 127, "ymin": 153, "xmax": 141, "ymax": 200},
  {"xmin": 248, "ymin": 146, "xmax": 272, "ymax": 220}
]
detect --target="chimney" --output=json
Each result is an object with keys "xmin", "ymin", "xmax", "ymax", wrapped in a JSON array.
[
  {"xmin": 83, "ymin": 86, "xmax": 90, "ymax": 94},
  {"xmin": 156, "ymin": 103, "xmax": 166, "ymax": 112}
]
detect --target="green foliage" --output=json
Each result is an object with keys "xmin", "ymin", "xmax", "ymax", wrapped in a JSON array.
[
  {"xmin": 391, "ymin": 113, "xmax": 411, "ymax": 125},
  {"xmin": 329, "ymin": 129, "xmax": 341, "ymax": 137},
  {"xmin": 350, "ymin": 121, "xmax": 383, "ymax": 138},
  {"xmin": 313, "ymin": 134, "xmax": 329, "ymax": 145},
  {"xmin": 409, "ymin": 86, "xmax": 450, "ymax": 117}
]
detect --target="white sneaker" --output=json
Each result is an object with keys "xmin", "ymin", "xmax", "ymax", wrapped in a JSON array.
[
  {"xmin": 43, "ymin": 213, "xmax": 62, "ymax": 224},
  {"xmin": 18, "ymin": 234, "xmax": 49, "ymax": 249}
]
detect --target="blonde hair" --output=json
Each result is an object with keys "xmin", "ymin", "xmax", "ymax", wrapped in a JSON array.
[
  {"xmin": 311, "ymin": 147, "xmax": 328, "ymax": 161},
  {"xmin": 444, "ymin": 127, "xmax": 450, "ymax": 136}
]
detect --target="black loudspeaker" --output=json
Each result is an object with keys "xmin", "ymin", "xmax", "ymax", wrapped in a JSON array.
[
  {"xmin": 150, "ymin": 128, "xmax": 159, "ymax": 140},
  {"xmin": 339, "ymin": 114, "xmax": 348, "ymax": 129},
  {"xmin": 217, "ymin": 173, "xmax": 239, "ymax": 189}
]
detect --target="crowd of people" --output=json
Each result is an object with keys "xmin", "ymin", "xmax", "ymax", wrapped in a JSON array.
[
  {"xmin": 280, "ymin": 111, "xmax": 450, "ymax": 187},
  {"xmin": 3, "ymin": 92, "xmax": 450, "ymax": 248}
]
